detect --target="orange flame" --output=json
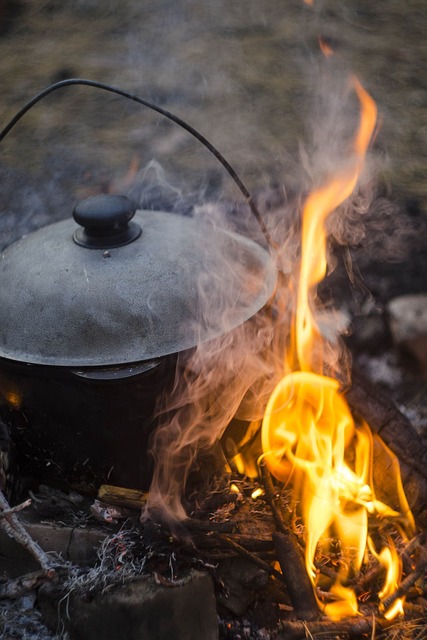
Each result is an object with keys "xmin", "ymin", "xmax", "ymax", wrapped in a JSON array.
[{"xmin": 261, "ymin": 78, "xmax": 414, "ymax": 620}]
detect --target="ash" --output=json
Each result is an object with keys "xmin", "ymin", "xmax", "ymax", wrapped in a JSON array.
[{"xmin": 0, "ymin": 594, "xmax": 56, "ymax": 640}]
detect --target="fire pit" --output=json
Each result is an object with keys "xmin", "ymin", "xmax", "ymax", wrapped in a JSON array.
[{"xmin": 1, "ymin": 9, "xmax": 427, "ymax": 639}]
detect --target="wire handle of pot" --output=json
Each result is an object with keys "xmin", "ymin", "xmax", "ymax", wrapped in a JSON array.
[{"xmin": 0, "ymin": 78, "xmax": 274, "ymax": 249}]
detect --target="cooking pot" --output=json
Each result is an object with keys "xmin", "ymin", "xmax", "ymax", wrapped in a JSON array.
[{"xmin": 0, "ymin": 194, "xmax": 277, "ymax": 492}]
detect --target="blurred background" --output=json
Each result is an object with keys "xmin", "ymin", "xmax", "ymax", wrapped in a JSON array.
[{"xmin": 0, "ymin": 0, "xmax": 426, "ymax": 244}]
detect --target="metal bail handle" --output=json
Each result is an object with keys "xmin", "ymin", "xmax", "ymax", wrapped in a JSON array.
[{"xmin": 73, "ymin": 194, "xmax": 142, "ymax": 249}]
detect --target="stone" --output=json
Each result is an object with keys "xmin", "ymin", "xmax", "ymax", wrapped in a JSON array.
[
  {"xmin": 387, "ymin": 294, "xmax": 427, "ymax": 376},
  {"xmin": 38, "ymin": 569, "xmax": 218, "ymax": 640}
]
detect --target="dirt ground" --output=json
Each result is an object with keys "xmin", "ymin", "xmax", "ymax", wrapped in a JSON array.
[{"xmin": 0, "ymin": 0, "xmax": 426, "ymax": 237}]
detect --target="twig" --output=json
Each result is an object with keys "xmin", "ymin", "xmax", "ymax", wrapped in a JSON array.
[
  {"xmin": 183, "ymin": 518, "xmax": 235, "ymax": 534},
  {"xmin": 273, "ymin": 532, "xmax": 319, "ymax": 621},
  {"xmin": 0, "ymin": 498, "xmax": 32, "ymax": 519},
  {"xmin": 192, "ymin": 532, "xmax": 273, "ymax": 552},
  {"xmin": 0, "ymin": 491, "xmax": 58, "ymax": 575},
  {"xmin": 260, "ymin": 460, "xmax": 290, "ymax": 533},
  {"xmin": 211, "ymin": 532, "xmax": 285, "ymax": 583},
  {"xmin": 276, "ymin": 615, "xmax": 392, "ymax": 639},
  {"xmin": 260, "ymin": 461, "xmax": 319, "ymax": 620},
  {"xmin": 314, "ymin": 560, "xmax": 339, "ymax": 582},
  {"xmin": 381, "ymin": 550, "xmax": 427, "ymax": 614}
]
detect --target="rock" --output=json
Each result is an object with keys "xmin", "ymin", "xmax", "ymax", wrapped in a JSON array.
[
  {"xmin": 387, "ymin": 294, "xmax": 427, "ymax": 376},
  {"xmin": 38, "ymin": 569, "xmax": 218, "ymax": 640},
  {"xmin": 0, "ymin": 518, "xmax": 106, "ymax": 577}
]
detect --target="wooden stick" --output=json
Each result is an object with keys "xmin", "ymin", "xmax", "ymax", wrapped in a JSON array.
[
  {"xmin": 276, "ymin": 615, "xmax": 392, "ymax": 639},
  {"xmin": 182, "ymin": 518, "xmax": 235, "ymax": 534},
  {"xmin": 211, "ymin": 532, "xmax": 286, "ymax": 583},
  {"xmin": 191, "ymin": 532, "xmax": 274, "ymax": 552},
  {"xmin": 259, "ymin": 459, "xmax": 290, "ymax": 533},
  {"xmin": 0, "ymin": 498, "xmax": 32, "ymax": 519},
  {"xmin": 381, "ymin": 548, "xmax": 427, "ymax": 613},
  {"xmin": 0, "ymin": 491, "xmax": 57, "ymax": 576},
  {"xmin": 273, "ymin": 532, "xmax": 319, "ymax": 621},
  {"xmin": 345, "ymin": 371, "xmax": 427, "ymax": 526},
  {"xmin": 97, "ymin": 485, "xmax": 148, "ymax": 510}
]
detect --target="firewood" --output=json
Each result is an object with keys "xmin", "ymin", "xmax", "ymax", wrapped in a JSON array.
[
  {"xmin": 182, "ymin": 517, "xmax": 235, "ymax": 534},
  {"xmin": 97, "ymin": 484, "xmax": 148, "ymax": 510},
  {"xmin": 345, "ymin": 370, "xmax": 427, "ymax": 526},
  {"xmin": 273, "ymin": 532, "xmax": 319, "ymax": 621},
  {"xmin": 191, "ymin": 532, "xmax": 274, "ymax": 552},
  {"xmin": 0, "ymin": 491, "xmax": 58, "ymax": 575},
  {"xmin": 211, "ymin": 532, "xmax": 285, "ymax": 583},
  {"xmin": 276, "ymin": 615, "xmax": 393, "ymax": 639},
  {"xmin": 380, "ymin": 545, "xmax": 427, "ymax": 613}
]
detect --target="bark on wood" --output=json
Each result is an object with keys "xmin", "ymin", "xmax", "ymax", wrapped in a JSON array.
[
  {"xmin": 0, "ymin": 498, "xmax": 31, "ymax": 518},
  {"xmin": 345, "ymin": 370, "xmax": 427, "ymax": 526},
  {"xmin": 97, "ymin": 485, "xmax": 148, "ymax": 510},
  {"xmin": 0, "ymin": 491, "xmax": 58, "ymax": 575},
  {"xmin": 273, "ymin": 532, "xmax": 319, "ymax": 621}
]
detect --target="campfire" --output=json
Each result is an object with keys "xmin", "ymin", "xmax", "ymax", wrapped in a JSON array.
[{"xmin": 1, "ymin": 34, "xmax": 427, "ymax": 640}]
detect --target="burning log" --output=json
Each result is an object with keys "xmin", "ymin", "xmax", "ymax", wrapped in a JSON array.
[
  {"xmin": 380, "ymin": 544, "xmax": 427, "ymax": 614},
  {"xmin": 345, "ymin": 370, "xmax": 427, "ymax": 526}
]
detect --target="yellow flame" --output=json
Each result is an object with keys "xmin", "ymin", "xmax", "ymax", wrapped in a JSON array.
[{"xmin": 261, "ymin": 78, "xmax": 414, "ymax": 620}]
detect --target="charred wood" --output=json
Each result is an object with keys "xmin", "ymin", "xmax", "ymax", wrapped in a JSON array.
[
  {"xmin": 182, "ymin": 518, "xmax": 236, "ymax": 534},
  {"xmin": 211, "ymin": 532, "xmax": 284, "ymax": 583},
  {"xmin": 276, "ymin": 615, "xmax": 393, "ymax": 639},
  {"xmin": 191, "ymin": 532, "xmax": 274, "ymax": 552},
  {"xmin": 345, "ymin": 371, "xmax": 427, "ymax": 526},
  {"xmin": 260, "ymin": 460, "xmax": 290, "ymax": 533},
  {"xmin": 380, "ymin": 545, "xmax": 427, "ymax": 613},
  {"xmin": 273, "ymin": 532, "xmax": 319, "ymax": 621}
]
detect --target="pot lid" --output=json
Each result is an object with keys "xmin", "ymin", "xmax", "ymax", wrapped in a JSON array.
[{"xmin": 0, "ymin": 194, "xmax": 277, "ymax": 367}]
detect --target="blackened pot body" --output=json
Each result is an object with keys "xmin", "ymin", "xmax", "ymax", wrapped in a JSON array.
[{"xmin": 0, "ymin": 355, "xmax": 178, "ymax": 494}]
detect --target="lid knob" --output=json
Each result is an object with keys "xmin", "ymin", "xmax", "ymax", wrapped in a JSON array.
[{"xmin": 73, "ymin": 194, "xmax": 142, "ymax": 249}]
